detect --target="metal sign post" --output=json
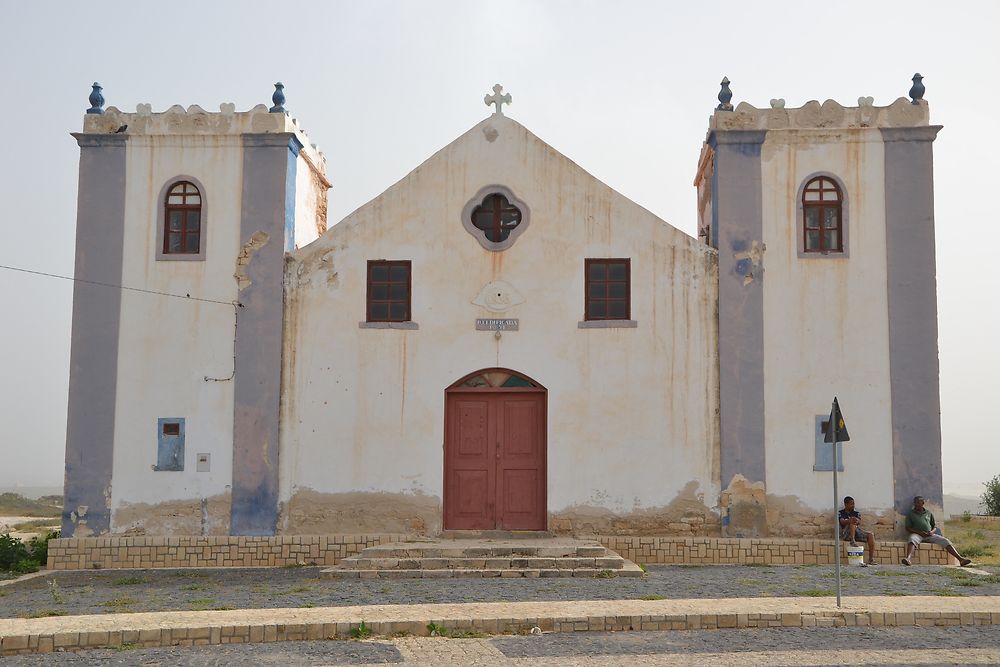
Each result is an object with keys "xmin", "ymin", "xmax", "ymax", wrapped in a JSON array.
[
  {"xmin": 825, "ymin": 397, "xmax": 850, "ymax": 609},
  {"xmin": 831, "ymin": 422, "xmax": 842, "ymax": 608}
]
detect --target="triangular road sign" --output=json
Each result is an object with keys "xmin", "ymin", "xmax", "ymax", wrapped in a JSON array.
[{"xmin": 824, "ymin": 397, "xmax": 850, "ymax": 443}]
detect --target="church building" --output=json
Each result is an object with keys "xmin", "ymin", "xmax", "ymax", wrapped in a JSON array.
[{"xmin": 61, "ymin": 78, "xmax": 943, "ymax": 540}]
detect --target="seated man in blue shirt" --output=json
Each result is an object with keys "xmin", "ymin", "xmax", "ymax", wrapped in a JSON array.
[{"xmin": 839, "ymin": 496, "xmax": 878, "ymax": 565}]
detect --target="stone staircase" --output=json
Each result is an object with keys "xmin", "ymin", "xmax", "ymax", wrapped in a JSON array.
[{"xmin": 320, "ymin": 538, "xmax": 645, "ymax": 579}]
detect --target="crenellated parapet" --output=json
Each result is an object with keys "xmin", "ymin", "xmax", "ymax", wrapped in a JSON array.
[
  {"xmin": 709, "ymin": 96, "xmax": 929, "ymax": 132},
  {"xmin": 80, "ymin": 93, "xmax": 326, "ymax": 173}
]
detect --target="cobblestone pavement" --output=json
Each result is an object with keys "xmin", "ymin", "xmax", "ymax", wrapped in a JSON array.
[
  {"xmin": 2, "ymin": 564, "xmax": 998, "ymax": 618},
  {"xmin": 2, "ymin": 626, "xmax": 999, "ymax": 665}
]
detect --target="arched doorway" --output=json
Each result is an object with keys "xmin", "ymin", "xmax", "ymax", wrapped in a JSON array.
[{"xmin": 443, "ymin": 369, "xmax": 547, "ymax": 530}]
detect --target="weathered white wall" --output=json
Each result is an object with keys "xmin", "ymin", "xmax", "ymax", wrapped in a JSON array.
[
  {"xmin": 760, "ymin": 129, "xmax": 894, "ymax": 518},
  {"xmin": 293, "ymin": 154, "xmax": 327, "ymax": 248},
  {"xmin": 110, "ymin": 135, "xmax": 244, "ymax": 533},
  {"xmin": 279, "ymin": 115, "xmax": 721, "ymax": 535}
]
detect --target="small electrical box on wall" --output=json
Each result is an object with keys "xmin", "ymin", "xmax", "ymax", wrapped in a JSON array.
[{"xmin": 196, "ymin": 453, "xmax": 211, "ymax": 472}]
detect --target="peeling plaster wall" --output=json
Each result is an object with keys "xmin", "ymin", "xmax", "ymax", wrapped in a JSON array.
[
  {"xmin": 109, "ymin": 135, "xmax": 242, "ymax": 532},
  {"xmin": 759, "ymin": 128, "xmax": 895, "ymax": 522},
  {"xmin": 293, "ymin": 154, "xmax": 328, "ymax": 247},
  {"xmin": 280, "ymin": 115, "xmax": 721, "ymax": 534},
  {"xmin": 113, "ymin": 493, "xmax": 232, "ymax": 536}
]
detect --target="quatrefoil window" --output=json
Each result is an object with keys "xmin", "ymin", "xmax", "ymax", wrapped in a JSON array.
[
  {"xmin": 461, "ymin": 185, "xmax": 530, "ymax": 251},
  {"xmin": 472, "ymin": 194, "xmax": 522, "ymax": 243}
]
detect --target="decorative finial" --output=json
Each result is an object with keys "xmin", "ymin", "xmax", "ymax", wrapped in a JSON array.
[
  {"xmin": 909, "ymin": 73, "xmax": 925, "ymax": 105},
  {"xmin": 717, "ymin": 77, "xmax": 733, "ymax": 111},
  {"xmin": 484, "ymin": 84, "xmax": 512, "ymax": 115},
  {"xmin": 87, "ymin": 82, "xmax": 105, "ymax": 115},
  {"xmin": 269, "ymin": 82, "xmax": 286, "ymax": 113}
]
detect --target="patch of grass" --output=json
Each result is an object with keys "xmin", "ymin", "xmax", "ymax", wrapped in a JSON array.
[
  {"xmin": 99, "ymin": 597, "xmax": 137, "ymax": 608},
  {"xmin": 884, "ymin": 591, "xmax": 912, "ymax": 596},
  {"xmin": 287, "ymin": 585, "xmax": 312, "ymax": 594},
  {"xmin": 930, "ymin": 588, "xmax": 965, "ymax": 597},
  {"xmin": 210, "ymin": 605, "xmax": 234, "ymax": 611},
  {"xmin": 955, "ymin": 579, "xmax": 983, "ymax": 587},
  {"xmin": 958, "ymin": 544, "xmax": 994, "ymax": 559},
  {"xmin": 113, "ymin": 576, "xmax": 145, "ymax": 586},
  {"xmin": 735, "ymin": 578, "xmax": 759, "ymax": 585},
  {"xmin": 11, "ymin": 519, "xmax": 60, "ymax": 532},
  {"xmin": 638, "ymin": 563, "xmax": 647, "ymax": 572},
  {"xmin": 188, "ymin": 597, "xmax": 216, "ymax": 605},
  {"xmin": 980, "ymin": 574, "xmax": 1000, "ymax": 584},
  {"xmin": 281, "ymin": 562, "xmax": 307, "ymax": 569},
  {"xmin": 821, "ymin": 571, "xmax": 862, "ymax": 579},
  {"xmin": 639, "ymin": 594, "xmax": 666, "ymax": 600},
  {"xmin": 378, "ymin": 584, "xmax": 392, "ymax": 594},
  {"xmin": 790, "ymin": 575, "xmax": 808, "ymax": 582},
  {"xmin": 426, "ymin": 622, "xmax": 448, "ymax": 637},
  {"xmin": 873, "ymin": 570, "xmax": 917, "ymax": 577},
  {"xmin": 116, "ymin": 642, "xmax": 140, "ymax": 652},
  {"xmin": 0, "ymin": 493, "xmax": 62, "ymax": 517},
  {"xmin": 300, "ymin": 602, "xmax": 316, "ymax": 608},
  {"xmin": 173, "ymin": 570, "xmax": 207, "ymax": 578},
  {"xmin": 447, "ymin": 630, "xmax": 487, "ymax": 639},
  {"xmin": 594, "ymin": 569, "xmax": 617, "ymax": 579},
  {"xmin": 742, "ymin": 562, "xmax": 770, "ymax": 567},
  {"xmin": 181, "ymin": 583, "xmax": 209, "ymax": 591},
  {"xmin": 792, "ymin": 589, "xmax": 835, "ymax": 597},
  {"xmin": 937, "ymin": 568, "xmax": 977, "ymax": 580},
  {"xmin": 19, "ymin": 609, "xmax": 68, "ymax": 618},
  {"xmin": 250, "ymin": 584, "xmax": 271, "ymax": 594},
  {"xmin": 351, "ymin": 620, "xmax": 372, "ymax": 639}
]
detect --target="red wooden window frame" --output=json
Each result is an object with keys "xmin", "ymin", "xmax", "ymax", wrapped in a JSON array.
[
  {"xmin": 366, "ymin": 260, "xmax": 412, "ymax": 322},
  {"xmin": 585, "ymin": 258, "xmax": 631, "ymax": 321},
  {"xmin": 470, "ymin": 193, "xmax": 522, "ymax": 243},
  {"xmin": 163, "ymin": 181, "xmax": 202, "ymax": 254},
  {"xmin": 802, "ymin": 176, "xmax": 843, "ymax": 253}
]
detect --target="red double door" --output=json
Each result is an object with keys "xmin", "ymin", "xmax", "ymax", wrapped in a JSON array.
[{"xmin": 444, "ymin": 391, "xmax": 546, "ymax": 530}]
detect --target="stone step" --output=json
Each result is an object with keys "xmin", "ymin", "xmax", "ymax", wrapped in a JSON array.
[
  {"xmin": 321, "ymin": 563, "xmax": 645, "ymax": 580},
  {"xmin": 355, "ymin": 545, "xmax": 609, "ymax": 559},
  {"xmin": 339, "ymin": 556, "xmax": 627, "ymax": 570}
]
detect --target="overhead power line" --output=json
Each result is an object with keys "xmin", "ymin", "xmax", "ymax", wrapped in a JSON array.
[{"xmin": 0, "ymin": 264, "xmax": 238, "ymax": 306}]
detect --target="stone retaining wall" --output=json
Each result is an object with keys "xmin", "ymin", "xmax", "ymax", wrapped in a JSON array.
[
  {"xmin": 46, "ymin": 534, "xmax": 954, "ymax": 570},
  {"xmin": 46, "ymin": 535, "xmax": 407, "ymax": 571},
  {"xmin": 597, "ymin": 536, "xmax": 955, "ymax": 566}
]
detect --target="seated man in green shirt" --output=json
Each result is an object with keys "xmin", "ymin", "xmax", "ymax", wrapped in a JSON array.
[{"xmin": 902, "ymin": 496, "xmax": 972, "ymax": 567}]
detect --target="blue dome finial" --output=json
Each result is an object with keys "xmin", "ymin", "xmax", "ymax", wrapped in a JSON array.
[
  {"xmin": 269, "ymin": 82, "xmax": 286, "ymax": 113},
  {"xmin": 717, "ymin": 76, "xmax": 733, "ymax": 111},
  {"xmin": 909, "ymin": 73, "xmax": 925, "ymax": 105},
  {"xmin": 87, "ymin": 82, "xmax": 105, "ymax": 115}
]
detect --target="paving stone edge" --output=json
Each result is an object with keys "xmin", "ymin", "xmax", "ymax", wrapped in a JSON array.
[{"xmin": 3, "ymin": 598, "xmax": 1000, "ymax": 656}]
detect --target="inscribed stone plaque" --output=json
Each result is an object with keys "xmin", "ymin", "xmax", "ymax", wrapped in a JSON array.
[{"xmin": 476, "ymin": 318, "xmax": 519, "ymax": 331}]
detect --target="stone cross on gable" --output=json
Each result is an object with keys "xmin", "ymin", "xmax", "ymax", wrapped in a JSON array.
[{"xmin": 484, "ymin": 84, "xmax": 512, "ymax": 115}]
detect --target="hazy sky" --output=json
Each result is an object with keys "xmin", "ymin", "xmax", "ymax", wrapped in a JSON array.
[{"xmin": 1, "ymin": 1, "xmax": 996, "ymax": 498}]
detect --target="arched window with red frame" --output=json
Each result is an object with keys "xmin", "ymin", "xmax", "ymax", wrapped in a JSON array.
[
  {"xmin": 163, "ymin": 181, "xmax": 202, "ymax": 254},
  {"xmin": 802, "ymin": 176, "xmax": 843, "ymax": 253}
]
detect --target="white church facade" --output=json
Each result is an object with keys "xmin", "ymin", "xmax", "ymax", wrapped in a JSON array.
[{"xmin": 62, "ymin": 79, "xmax": 943, "ymax": 540}]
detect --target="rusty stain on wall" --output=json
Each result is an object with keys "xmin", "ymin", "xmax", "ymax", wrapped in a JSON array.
[
  {"xmin": 234, "ymin": 231, "xmax": 270, "ymax": 290},
  {"xmin": 112, "ymin": 493, "xmax": 232, "ymax": 536},
  {"xmin": 278, "ymin": 489, "xmax": 441, "ymax": 535}
]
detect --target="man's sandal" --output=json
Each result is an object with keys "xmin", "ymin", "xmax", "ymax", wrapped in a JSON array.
[{"xmin": 901, "ymin": 557, "xmax": 912, "ymax": 566}]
